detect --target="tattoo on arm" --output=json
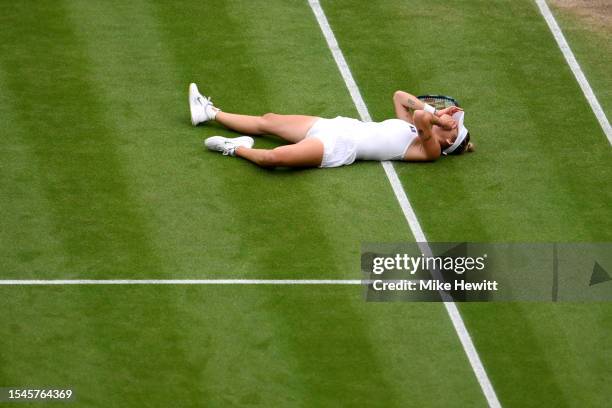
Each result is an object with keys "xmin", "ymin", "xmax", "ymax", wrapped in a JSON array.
[{"xmin": 406, "ymin": 98, "xmax": 418, "ymax": 110}]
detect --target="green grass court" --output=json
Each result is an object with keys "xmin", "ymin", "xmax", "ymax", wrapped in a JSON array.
[{"xmin": 1, "ymin": 0, "xmax": 610, "ymax": 406}]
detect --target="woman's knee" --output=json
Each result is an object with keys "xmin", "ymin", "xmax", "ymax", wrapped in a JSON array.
[{"xmin": 259, "ymin": 112, "xmax": 278, "ymax": 131}]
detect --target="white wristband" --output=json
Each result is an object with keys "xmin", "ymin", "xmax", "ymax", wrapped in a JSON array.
[{"xmin": 423, "ymin": 103, "xmax": 436, "ymax": 114}]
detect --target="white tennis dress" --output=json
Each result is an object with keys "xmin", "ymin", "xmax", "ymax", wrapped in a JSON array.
[{"xmin": 305, "ymin": 116, "xmax": 419, "ymax": 167}]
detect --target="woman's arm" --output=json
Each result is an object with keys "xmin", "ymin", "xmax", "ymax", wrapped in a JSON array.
[
  {"xmin": 394, "ymin": 92, "xmax": 464, "ymax": 120},
  {"xmin": 393, "ymin": 90, "xmax": 427, "ymax": 123},
  {"xmin": 411, "ymin": 110, "xmax": 456, "ymax": 161}
]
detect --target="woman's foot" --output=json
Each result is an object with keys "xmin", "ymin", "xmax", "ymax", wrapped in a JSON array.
[
  {"xmin": 189, "ymin": 83, "xmax": 219, "ymax": 126},
  {"xmin": 204, "ymin": 136, "xmax": 254, "ymax": 156}
]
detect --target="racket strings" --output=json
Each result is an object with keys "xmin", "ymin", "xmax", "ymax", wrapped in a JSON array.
[{"xmin": 417, "ymin": 95, "xmax": 460, "ymax": 110}]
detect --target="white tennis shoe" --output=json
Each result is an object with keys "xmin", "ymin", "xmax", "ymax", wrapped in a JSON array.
[
  {"xmin": 189, "ymin": 83, "xmax": 217, "ymax": 126},
  {"xmin": 204, "ymin": 136, "xmax": 254, "ymax": 156}
]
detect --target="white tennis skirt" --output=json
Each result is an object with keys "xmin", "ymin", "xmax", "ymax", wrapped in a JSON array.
[{"xmin": 306, "ymin": 116, "xmax": 359, "ymax": 168}]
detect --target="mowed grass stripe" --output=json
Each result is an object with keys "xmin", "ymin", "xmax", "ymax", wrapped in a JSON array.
[
  {"xmin": 8, "ymin": 2, "xmax": 314, "ymax": 405},
  {"xmin": 0, "ymin": 5, "xmax": 207, "ymax": 405},
  {"xmin": 0, "ymin": 286, "xmax": 212, "ymax": 407},
  {"xmin": 535, "ymin": 0, "xmax": 611, "ymax": 143},
  {"xmin": 464, "ymin": 3, "xmax": 610, "ymax": 407},
  {"xmin": 0, "ymin": 286, "xmax": 490, "ymax": 407},
  {"xmin": 67, "ymin": 0, "xmax": 265, "ymax": 276},
  {"xmin": 64, "ymin": 0, "xmax": 200, "ymax": 277},
  {"xmin": 0, "ymin": 0, "xmax": 410, "ymax": 279},
  {"xmin": 461, "ymin": 301, "xmax": 612, "ymax": 408},
  {"xmin": 0, "ymin": 1, "xmax": 162, "ymax": 278},
  {"xmin": 547, "ymin": 1, "xmax": 611, "ymax": 118},
  {"xmin": 323, "ymin": 0, "xmax": 611, "ymax": 242},
  {"xmin": 0, "ymin": 68, "xmax": 67, "ymax": 277},
  {"xmin": 150, "ymin": 0, "xmax": 414, "ymax": 278},
  {"xmin": 309, "ymin": 2, "xmax": 499, "ymax": 406},
  {"xmin": 151, "ymin": 0, "xmax": 359, "ymax": 278},
  {"xmin": 320, "ymin": 0, "xmax": 611, "ymax": 406}
]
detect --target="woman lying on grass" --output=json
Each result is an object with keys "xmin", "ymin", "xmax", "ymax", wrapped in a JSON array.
[{"xmin": 188, "ymin": 83, "xmax": 473, "ymax": 168}]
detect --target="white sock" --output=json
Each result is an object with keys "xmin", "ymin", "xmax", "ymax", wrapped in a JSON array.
[{"xmin": 206, "ymin": 105, "xmax": 220, "ymax": 120}]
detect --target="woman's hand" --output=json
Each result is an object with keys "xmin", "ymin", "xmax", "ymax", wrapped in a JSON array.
[
  {"xmin": 438, "ymin": 114, "xmax": 457, "ymax": 130},
  {"xmin": 436, "ymin": 106, "xmax": 463, "ymax": 117}
]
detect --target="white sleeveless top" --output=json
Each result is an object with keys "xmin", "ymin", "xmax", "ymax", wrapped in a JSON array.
[
  {"xmin": 306, "ymin": 117, "xmax": 419, "ymax": 167},
  {"xmin": 353, "ymin": 119, "xmax": 418, "ymax": 161}
]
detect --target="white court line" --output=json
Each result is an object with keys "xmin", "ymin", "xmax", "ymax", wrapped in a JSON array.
[
  {"xmin": 307, "ymin": 1, "xmax": 501, "ymax": 407},
  {"xmin": 535, "ymin": 0, "xmax": 612, "ymax": 144},
  {"xmin": 0, "ymin": 279, "xmax": 363, "ymax": 285}
]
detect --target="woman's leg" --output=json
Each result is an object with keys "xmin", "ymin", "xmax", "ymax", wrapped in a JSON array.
[
  {"xmin": 215, "ymin": 112, "xmax": 319, "ymax": 144},
  {"xmin": 235, "ymin": 137, "xmax": 324, "ymax": 168}
]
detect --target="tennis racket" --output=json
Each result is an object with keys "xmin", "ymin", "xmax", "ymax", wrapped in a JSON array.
[{"xmin": 417, "ymin": 95, "xmax": 460, "ymax": 110}]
